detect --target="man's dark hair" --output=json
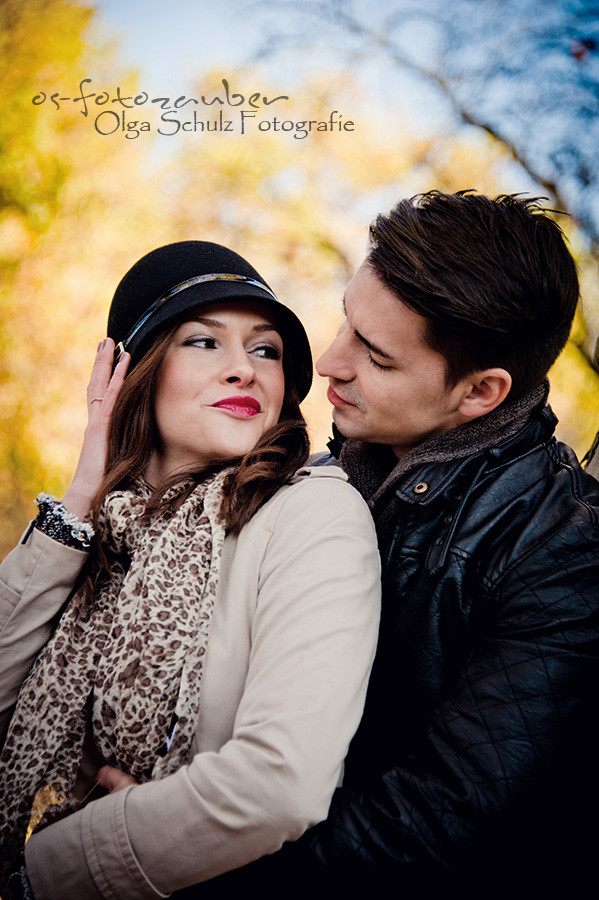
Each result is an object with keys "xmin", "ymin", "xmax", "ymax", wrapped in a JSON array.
[{"xmin": 367, "ymin": 190, "xmax": 580, "ymax": 399}]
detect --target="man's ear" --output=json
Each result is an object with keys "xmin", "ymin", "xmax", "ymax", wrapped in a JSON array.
[{"xmin": 457, "ymin": 368, "xmax": 512, "ymax": 419}]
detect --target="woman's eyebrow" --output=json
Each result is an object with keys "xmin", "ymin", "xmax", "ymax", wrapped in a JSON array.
[
  {"xmin": 187, "ymin": 316, "xmax": 280, "ymax": 335},
  {"xmin": 252, "ymin": 323, "xmax": 281, "ymax": 335},
  {"xmin": 189, "ymin": 315, "xmax": 225, "ymax": 329}
]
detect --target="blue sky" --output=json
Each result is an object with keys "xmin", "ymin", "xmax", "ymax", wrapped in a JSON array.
[
  {"xmin": 92, "ymin": 0, "xmax": 348, "ymax": 91},
  {"xmin": 91, "ymin": 0, "xmax": 454, "ymax": 131},
  {"xmin": 93, "ymin": 0, "xmax": 270, "ymax": 92}
]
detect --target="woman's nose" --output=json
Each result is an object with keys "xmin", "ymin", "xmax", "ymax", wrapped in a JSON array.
[{"xmin": 222, "ymin": 347, "xmax": 255, "ymax": 386}]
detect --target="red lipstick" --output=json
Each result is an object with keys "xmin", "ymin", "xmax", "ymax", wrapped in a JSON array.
[{"xmin": 211, "ymin": 396, "xmax": 261, "ymax": 418}]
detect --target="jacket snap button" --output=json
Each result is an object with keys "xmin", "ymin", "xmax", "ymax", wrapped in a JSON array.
[{"xmin": 414, "ymin": 482, "xmax": 428, "ymax": 494}]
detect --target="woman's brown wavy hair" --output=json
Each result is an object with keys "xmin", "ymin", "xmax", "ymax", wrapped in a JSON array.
[{"xmin": 89, "ymin": 315, "xmax": 310, "ymax": 540}]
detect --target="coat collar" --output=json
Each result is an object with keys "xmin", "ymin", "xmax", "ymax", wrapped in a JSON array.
[{"xmin": 338, "ymin": 380, "xmax": 553, "ymax": 511}]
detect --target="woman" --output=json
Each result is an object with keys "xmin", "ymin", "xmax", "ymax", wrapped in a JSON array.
[{"xmin": 0, "ymin": 241, "xmax": 380, "ymax": 899}]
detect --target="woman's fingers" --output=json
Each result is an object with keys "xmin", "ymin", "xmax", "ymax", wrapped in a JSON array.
[
  {"xmin": 101, "ymin": 348, "xmax": 130, "ymax": 419},
  {"xmin": 86, "ymin": 339, "xmax": 130, "ymax": 419},
  {"xmin": 60, "ymin": 341, "xmax": 130, "ymax": 521},
  {"xmin": 86, "ymin": 338, "xmax": 116, "ymax": 408},
  {"xmin": 95, "ymin": 764, "xmax": 139, "ymax": 793}
]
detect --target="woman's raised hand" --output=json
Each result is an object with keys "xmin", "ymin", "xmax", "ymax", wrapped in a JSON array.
[{"xmin": 61, "ymin": 339, "xmax": 130, "ymax": 520}]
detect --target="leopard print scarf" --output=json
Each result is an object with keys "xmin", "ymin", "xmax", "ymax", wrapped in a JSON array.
[{"xmin": 0, "ymin": 470, "xmax": 228, "ymax": 883}]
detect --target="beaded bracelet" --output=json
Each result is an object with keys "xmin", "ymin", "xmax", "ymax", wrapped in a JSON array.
[
  {"xmin": 34, "ymin": 492, "xmax": 94, "ymax": 550},
  {"xmin": 7, "ymin": 866, "xmax": 35, "ymax": 900}
]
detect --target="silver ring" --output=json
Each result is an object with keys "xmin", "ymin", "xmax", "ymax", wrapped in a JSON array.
[{"xmin": 90, "ymin": 397, "xmax": 104, "ymax": 404}]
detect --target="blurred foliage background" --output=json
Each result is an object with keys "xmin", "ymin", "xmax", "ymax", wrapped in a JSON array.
[{"xmin": 1, "ymin": 0, "xmax": 598, "ymax": 558}]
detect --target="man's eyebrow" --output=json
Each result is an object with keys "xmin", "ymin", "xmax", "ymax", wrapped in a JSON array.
[
  {"xmin": 341, "ymin": 294, "xmax": 394, "ymax": 360},
  {"xmin": 356, "ymin": 330, "xmax": 394, "ymax": 360}
]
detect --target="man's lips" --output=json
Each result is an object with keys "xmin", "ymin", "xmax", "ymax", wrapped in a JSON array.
[
  {"xmin": 211, "ymin": 396, "xmax": 261, "ymax": 418},
  {"xmin": 327, "ymin": 385, "xmax": 355, "ymax": 409}
]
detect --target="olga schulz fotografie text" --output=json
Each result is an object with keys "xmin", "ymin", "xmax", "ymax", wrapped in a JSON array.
[{"xmin": 94, "ymin": 109, "xmax": 355, "ymax": 139}]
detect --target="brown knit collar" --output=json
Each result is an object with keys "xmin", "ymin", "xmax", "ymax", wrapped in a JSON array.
[{"xmin": 339, "ymin": 380, "xmax": 550, "ymax": 507}]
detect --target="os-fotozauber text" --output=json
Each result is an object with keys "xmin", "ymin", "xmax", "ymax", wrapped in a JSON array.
[{"xmin": 31, "ymin": 78, "xmax": 289, "ymax": 115}]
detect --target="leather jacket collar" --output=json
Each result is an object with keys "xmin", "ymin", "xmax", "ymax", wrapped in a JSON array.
[{"xmin": 339, "ymin": 380, "xmax": 552, "ymax": 512}]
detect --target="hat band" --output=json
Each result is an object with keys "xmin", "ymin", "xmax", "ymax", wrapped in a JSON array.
[{"xmin": 115, "ymin": 273, "xmax": 279, "ymax": 359}]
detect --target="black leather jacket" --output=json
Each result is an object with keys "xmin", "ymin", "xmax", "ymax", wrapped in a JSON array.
[
  {"xmin": 302, "ymin": 401, "xmax": 599, "ymax": 893},
  {"xmin": 180, "ymin": 399, "xmax": 599, "ymax": 899}
]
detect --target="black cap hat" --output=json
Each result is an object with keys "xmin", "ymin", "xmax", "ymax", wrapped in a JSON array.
[{"xmin": 107, "ymin": 241, "xmax": 313, "ymax": 401}]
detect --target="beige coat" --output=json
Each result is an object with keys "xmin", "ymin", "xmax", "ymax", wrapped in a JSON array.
[{"xmin": 0, "ymin": 466, "xmax": 380, "ymax": 899}]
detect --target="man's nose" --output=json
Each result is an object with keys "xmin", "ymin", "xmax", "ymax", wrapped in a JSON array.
[{"xmin": 316, "ymin": 325, "xmax": 352, "ymax": 381}]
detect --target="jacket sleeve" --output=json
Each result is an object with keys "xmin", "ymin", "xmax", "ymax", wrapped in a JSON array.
[
  {"xmin": 302, "ymin": 528, "xmax": 599, "ymax": 876},
  {"xmin": 0, "ymin": 525, "xmax": 88, "ymax": 744},
  {"xmin": 24, "ymin": 473, "xmax": 381, "ymax": 899}
]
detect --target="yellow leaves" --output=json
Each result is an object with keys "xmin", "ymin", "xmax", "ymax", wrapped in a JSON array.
[
  {"xmin": 0, "ymin": 0, "xmax": 92, "ymax": 218},
  {"xmin": 0, "ymin": 0, "xmax": 91, "ymax": 89},
  {"xmin": 0, "ymin": 213, "xmax": 30, "ymax": 261}
]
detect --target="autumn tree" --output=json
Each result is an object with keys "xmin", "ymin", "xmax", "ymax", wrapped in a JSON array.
[{"xmin": 0, "ymin": 0, "xmax": 170, "ymax": 556}]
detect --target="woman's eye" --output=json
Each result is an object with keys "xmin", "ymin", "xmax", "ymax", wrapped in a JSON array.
[
  {"xmin": 184, "ymin": 336, "xmax": 217, "ymax": 349},
  {"xmin": 252, "ymin": 343, "xmax": 282, "ymax": 361}
]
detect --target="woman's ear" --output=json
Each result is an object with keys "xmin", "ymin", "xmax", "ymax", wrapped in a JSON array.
[{"xmin": 457, "ymin": 368, "xmax": 512, "ymax": 419}]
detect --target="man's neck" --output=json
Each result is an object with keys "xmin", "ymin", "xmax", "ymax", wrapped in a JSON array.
[{"xmin": 339, "ymin": 380, "xmax": 549, "ymax": 505}]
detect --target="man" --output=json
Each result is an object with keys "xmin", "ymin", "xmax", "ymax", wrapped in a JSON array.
[
  {"xmin": 296, "ymin": 190, "xmax": 599, "ymax": 894},
  {"xmin": 184, "ymin": 191, "xmax": 599, "ymax": 898}
]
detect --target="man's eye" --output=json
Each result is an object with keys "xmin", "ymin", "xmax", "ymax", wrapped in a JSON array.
[{"xmin": 368, "ymin": 353, "xmax": 391, "ymax": 371}]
